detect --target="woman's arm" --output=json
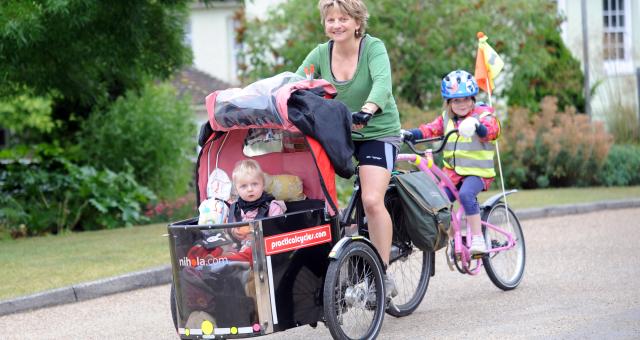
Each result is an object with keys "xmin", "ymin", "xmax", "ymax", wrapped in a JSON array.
[{"xmin": 365, "ymin": 40, "xmax": 393, "ymax": 114}]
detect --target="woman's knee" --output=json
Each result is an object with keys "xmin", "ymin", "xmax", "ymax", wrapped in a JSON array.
[{"xmin": 361, "ymin": 192, "xmax": 386, "ymax": 215}]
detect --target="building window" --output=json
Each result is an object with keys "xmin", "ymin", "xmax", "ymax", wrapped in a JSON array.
[{"xmin": 602, "ymin": 0, "xmax": 632, "ymax": 73}]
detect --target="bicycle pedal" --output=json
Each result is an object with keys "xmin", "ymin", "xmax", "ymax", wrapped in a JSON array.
[
  {"xmin": 385, "ymin": 298, "xmax": 400, "ymax": 314},
  {"xmin": 471, "ymin": 253, "xmax": 485, "ymax": 260}
]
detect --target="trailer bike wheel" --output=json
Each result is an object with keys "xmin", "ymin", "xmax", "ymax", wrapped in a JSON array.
[
  {"xmin": 481, "ymin": 203, "xmax": 526, "ymax": 290},
  {"xmin": 170, "ymin": 282, "xmax": 178, "ymax": 331},
  {"xmin": 323, "ymin": 241, "xmax": 386, "ymax": 340}
]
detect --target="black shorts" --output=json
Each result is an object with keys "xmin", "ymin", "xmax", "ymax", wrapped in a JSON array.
[{"xmin": 353, "ymin": 140, "xmax": 398, "ymax": 171}]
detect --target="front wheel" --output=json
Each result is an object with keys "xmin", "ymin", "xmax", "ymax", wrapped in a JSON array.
[
  {"xmin": 323, "ymin": 241, "xmax": 386, "ymax": 340},
  {"xmin": 481, "ymin": 203, "xmax": 526, "ymax": 290}
]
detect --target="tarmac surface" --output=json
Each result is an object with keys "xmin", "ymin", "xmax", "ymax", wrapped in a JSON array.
[{"xmin": 1, "ymin": 198, "xmax": 639, "ymax": 317}]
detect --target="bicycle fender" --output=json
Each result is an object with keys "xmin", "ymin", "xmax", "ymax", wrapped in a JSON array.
[
  {"xmin": 480, "ymin": 189, "xmax": 518, "ymax": 209},
  {"xmin": 328, "ymin": 236, "xmax": 385, "ymax": 270}
]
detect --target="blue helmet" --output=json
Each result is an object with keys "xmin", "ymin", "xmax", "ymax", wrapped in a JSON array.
[{"xmin": 441, "ymin": 70, "xmax": 478, "ymax": 99}]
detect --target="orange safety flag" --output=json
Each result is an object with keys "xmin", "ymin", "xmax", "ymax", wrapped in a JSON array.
[{"xmin": 474, "ymin": 32, "xmax": 504, "ymax": 93}]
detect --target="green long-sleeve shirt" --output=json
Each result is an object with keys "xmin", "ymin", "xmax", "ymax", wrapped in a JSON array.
[{"xmin": 296, "ymin": 34, "xmax": 401, "ymax": 141}]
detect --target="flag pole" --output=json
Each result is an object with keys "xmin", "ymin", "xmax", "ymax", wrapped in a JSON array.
[{"xmin": 479, "ymin": 33, "xmax": 511, "ymax": 225}]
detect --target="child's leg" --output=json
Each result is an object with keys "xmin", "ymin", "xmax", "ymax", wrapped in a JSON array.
[{"xmin": 458, "ymin": 176, "xmax": 484, "ymax": 236}]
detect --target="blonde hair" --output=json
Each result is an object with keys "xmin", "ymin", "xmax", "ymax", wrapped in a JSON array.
[
  {"xmin": 318, "ymin": 0, "xmax": 369, "ymax": 38},
  {"xmin": 232, "ymin": 159, "xmax": 265, "ymax": 185}
]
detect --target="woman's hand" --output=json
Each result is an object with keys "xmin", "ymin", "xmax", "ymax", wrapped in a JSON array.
[{"xmin": 352, "ymin": 111, "xmax": 373, "ymax": 129}]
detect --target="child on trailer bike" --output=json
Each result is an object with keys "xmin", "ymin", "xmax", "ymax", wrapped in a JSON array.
[{"xmin": 402, "ymin": 70, "xmax": 501, "ymax": 256}]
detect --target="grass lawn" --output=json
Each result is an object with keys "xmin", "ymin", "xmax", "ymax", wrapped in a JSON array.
[
  {"xmin": 0, "ymin": 223, "xmax": 171, "ymax": 300},
  {"xmin": 1, "ymin": 185, "xmax": 639, "ymax": 301}
]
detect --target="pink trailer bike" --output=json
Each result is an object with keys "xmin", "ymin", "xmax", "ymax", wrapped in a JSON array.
[{"xmin": 397, "ymin": 129, "xmax": 526, "ymax": 290}]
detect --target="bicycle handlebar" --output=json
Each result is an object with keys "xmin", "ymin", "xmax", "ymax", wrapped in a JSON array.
[
  {"xmin": 403, "ymin": 129, "xmax": 459, "ymax": 155},
  {"xmin": 351, "ymin": 111, "xmax": 373, "ymax": 126}
]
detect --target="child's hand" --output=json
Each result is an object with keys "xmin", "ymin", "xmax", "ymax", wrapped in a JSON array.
[
  {"xmin": 458, "ymin": 117, "xmax": 479, "ymax": 137},
  {"xmin": 401, "ymin": 129, "xmax": 422, "ymax": 142}
]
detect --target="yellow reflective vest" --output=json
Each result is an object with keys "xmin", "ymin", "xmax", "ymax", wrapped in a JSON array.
[{"xmin": 442, "ymin": 110, "xmax": 498, "ymax": 178}]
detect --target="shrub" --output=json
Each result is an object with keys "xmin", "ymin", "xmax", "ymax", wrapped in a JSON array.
[
  {"xmin": 604, "ymin": 96, "xmax": 640, "ymax": 145},
  {"xmin": 499, "ymin": 97, "xmax": 613, "ymax": 188},
  {"xmin": 0, "ymin": 157, "xmax": 155, "ymax": 237},
  {"xmin": 597, "ymin": 144, "xmax": 640, "ymax": 186},
  {"xmin": 77, "ymin": 82, "xmax": 196, "ymax": 200},
  {"xmin": 144, "ymin": 193, "xmax": 196, "ymax": 223}
]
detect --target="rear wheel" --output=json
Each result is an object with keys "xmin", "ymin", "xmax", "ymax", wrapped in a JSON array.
[
  {"xmin": 386, "ymin": 248, "xmax": 432, "ymax": 317},
  {"xmin": 323, "ymin": 241, "xmax": 385, "ymax": 340},
  {"xmin": 385, "ymin": 187, "xmax": 432, "ymax": 317},
  {"xmin": 482, "ymin": 203, "xmax": 526, "ymax": 290}
]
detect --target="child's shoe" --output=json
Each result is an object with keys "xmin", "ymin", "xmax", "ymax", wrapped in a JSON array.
[{"xmin": 470, "ymin": 235, "xmax": 487, "ymax": 255}]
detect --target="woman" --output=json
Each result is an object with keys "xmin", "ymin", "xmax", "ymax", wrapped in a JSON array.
[{"xmin": 296, "ymin": 0, "xmax": 401, "ymax": 297}]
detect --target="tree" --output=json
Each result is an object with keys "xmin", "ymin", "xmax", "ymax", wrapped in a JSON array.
[
  {"xmin": 238, "ymin": 0, "xmax": 585, "ymax": 113},
  {"xmin": 0, "ymin": 0, "xmax": 192, "ymax": 141},
  {"xmin": 0, "ymin": 1, "xmax": 196, "ymax": 234}
]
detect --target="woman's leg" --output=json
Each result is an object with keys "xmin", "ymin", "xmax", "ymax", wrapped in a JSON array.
[{"xmin": 359, "ymin": 164, "xmax": 393, "ymax": 265}]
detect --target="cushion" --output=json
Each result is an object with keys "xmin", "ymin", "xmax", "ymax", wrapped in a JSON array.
[{"xmin": 265, "ymin": 174, "xmax": 306, "ymax": 201}]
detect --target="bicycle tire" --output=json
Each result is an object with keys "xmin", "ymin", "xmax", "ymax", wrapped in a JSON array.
[
  {"xmin": 384, "ymin": 188, "xmax": 432, "ymax": 317},
  {"xmin": 323, "ymin": 241, "xmax": 386, "ymax": 340},
  {"xmin": 170, "ymin": 282, "xmax": 178, "ymax": 331},
  {"xmin": 386, "ymin": 249, "xmax": 432, "ymax": 317},
  {"xmin": 481, "ymin": 203, "xmax": 526, "ymax": 290}
]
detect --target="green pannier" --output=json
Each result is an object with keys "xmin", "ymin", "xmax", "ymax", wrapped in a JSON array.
[{"xmin": 391, "ymin": 171, "xmax": 451, "ymax": 252}]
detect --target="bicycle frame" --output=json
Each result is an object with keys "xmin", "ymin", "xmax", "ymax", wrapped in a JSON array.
[{"xmin": 398, "ymin": 133, "xmax": 517, "ymax": 275}]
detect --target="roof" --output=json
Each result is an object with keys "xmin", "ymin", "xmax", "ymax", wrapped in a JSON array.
[{"xmin": 171, "ymin": 67, "xmax": 232, "ymax": 108}]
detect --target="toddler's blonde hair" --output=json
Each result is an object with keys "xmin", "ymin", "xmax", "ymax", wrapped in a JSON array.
[{"xmin": 232, "ymin": 159, "xmax": 265, "ymax": 185}]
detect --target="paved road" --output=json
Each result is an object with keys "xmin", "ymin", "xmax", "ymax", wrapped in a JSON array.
[{"xmin": 2, "ymin": 208, "xmax": 640, "ymax": 339}]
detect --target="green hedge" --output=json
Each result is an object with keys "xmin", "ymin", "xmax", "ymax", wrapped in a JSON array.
[
  {"xmin": 597, "ymin": 144, "xmax": 640, "ymax": 186},
  {"xmin": 0, "ymin": 158, "xmax": 155, "ymax": 237}
]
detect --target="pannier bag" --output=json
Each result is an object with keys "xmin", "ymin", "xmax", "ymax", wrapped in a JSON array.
[{"xmin": 391, "ymin": 171, "xmax": 451, "ymax": 252}]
